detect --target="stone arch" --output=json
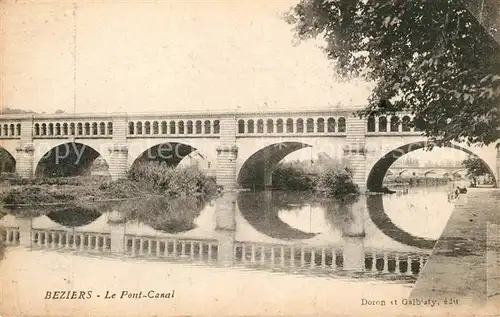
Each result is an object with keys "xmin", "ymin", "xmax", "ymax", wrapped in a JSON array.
[
  {"xmin": 402, "ymin": 116, "xmax": 411, "ymax": 132},
  {"xmin": 379, "ymin": 116, "xmax": 387, "ymax": 132},
  {"xmin": 213, "ymin": 120, "xmax": 220, "ymax": 134},
  {"xmin": 129, "ymin": 141, "xmax": 202, "ymax": 171},
  {"xmin": 266, "ymin": 119, "xmax": 274, "ymax": 133},
  {"xmin": 0, "ymin": 146, "xmax": 16, "ymax": 174},
  {"xmin": 424, "ymin": 170, "xmax": 438, "ymax": 177},
  {"xmin": 452, "ymin": 169, "xmax": 467, "ymax": 176},
  {"xmin": 327, "ymin": 117, "xmax": 335, "ymax": 132},
  {"xmin": 338, "ymin": 117, "xmax": 346, "ymax": 132},
  {"xmin": 367, "ymin": 115, "xmax": 375, "ymax": 132},
  {"xmin": 169, "ymin": 120, "xmax": 176, "ymax": 134},
  {"xmin": 186, "ymin": 120, "xmax": 194, "ymax": 134},
  {"xmin": 276, "ymin": 118, "xmax": 284, "ymax": 133},
  {"xmin": 366, "ymin": 141, "xmax": 497, "ymax": 191},
  {"xmin": 237, "ymin": 141, "xmax": 312, "ymax": 189},
  {"xmin": 317, "ymin": 118, "xmax": 325, "ymax": 133},
  {"xmin": 256, "ymin": 119, "xmax": 264, "ymax": 133},
  {"xmin": 35, "ymin": 142, "xmax": 109, "ymax": 178},
  {"xmin": 204, "ymin": 120, "xmax": 211, "ymax": 134},
  {"xmin": 398, "ymin": 169, "xmax": 410, "ymax": 176},
  {"xmin": 237, "ymin": 119, "xmax": 245, "ymax": 134}
]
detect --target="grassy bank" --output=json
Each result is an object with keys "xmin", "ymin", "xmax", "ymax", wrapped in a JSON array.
[
  {"xmin": 271, "ymin": 159, "xmax": 360, "ymax": 198},
  {"xmin": 0, "ymin": 163, "xmax": 217, "ymax": 206}
]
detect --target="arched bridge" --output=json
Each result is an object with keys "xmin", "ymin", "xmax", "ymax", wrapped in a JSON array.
[
  {"xmin": 0, "ymin": 108, "xmax": 498, "ymax": 191},
  {"xmin": 387, "ymin": 166, "xmax": 468, "ymax": 178}
]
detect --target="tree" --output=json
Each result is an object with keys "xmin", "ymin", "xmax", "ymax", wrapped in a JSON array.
[
  {"xmin": 461, "ymin": 154, "xmax": 491, "ymax": 185},
  {"xmin": 286, "ymin": 0, "xmax": 500, "ymax": 147},
  {"xmin": 0, "ymin": 107, "xmax": 35, "ymax": 114}
]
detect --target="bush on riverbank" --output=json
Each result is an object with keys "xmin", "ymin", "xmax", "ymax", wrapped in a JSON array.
[
  {"xmin": 127, "ymin": 162, "xmax": 217, "ymax": 197},
  {"xmin": 271, "ymin": 162, "xmax": 316, "ymax": 190},
  {"xmin": 2, "ymin": 186, "xmax": 76, "ymax": 205},
  {"xmin": 0, "ymin": 163, "xmax": 216, "ymax": 205},
  {"xmin": 315, "ymin": 164, "xmax": 359, "ymax": 197},
  {"xmin": 271, "ymin": 160, "xmax": 359, "ymax": 197}
]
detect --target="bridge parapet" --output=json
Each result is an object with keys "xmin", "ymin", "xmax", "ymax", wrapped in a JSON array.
[
  {"xmin": 235, "ymin": 114, "xmax": 348, "ymax": 135},
  {"xmin": 126, "ymin": 116, "xmax": 221, "ymax": 138},
  {"xmin": 0, "ymin": 119, "xmax": 22, "ymax": 139},
  {"xmin": 366, "ymin": 113, "xmax": 420, "ymax": 134}
]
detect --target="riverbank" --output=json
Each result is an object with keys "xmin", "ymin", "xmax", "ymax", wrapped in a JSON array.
[
  {"xmin": 0, "ymin": 177, "xmax": 152, "ymax": 205},
  {"xmin": 0, "ymin": 164, "xmax": 217, "ymax": 206},
  {"xmin": 410, "ymin": 188, "xmax": 500, "ymax": 310}
]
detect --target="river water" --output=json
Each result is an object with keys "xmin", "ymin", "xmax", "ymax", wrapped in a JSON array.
[{"xmin": 0, "ymin": 184, "xmax": 458, "ymax": 283}]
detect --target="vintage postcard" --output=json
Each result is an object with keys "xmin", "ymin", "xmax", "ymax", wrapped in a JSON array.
[{"xmin": 1, "ymin": 0, "xmax": 499, "ymax": 316}]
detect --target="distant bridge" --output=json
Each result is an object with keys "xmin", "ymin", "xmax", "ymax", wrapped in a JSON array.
[
  {"xmin": 387, "ymin": 166, "xmax": 468, "ymax": 178},
  {"xmin": 0, "ymin": 107, "xmax": 498, "ymax": 191}
]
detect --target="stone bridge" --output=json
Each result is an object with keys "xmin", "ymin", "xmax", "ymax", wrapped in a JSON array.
[
  {"xmin": 387, "ymin": 166, "xmax": 468, "ymax": 178},
  {"xmin": 0, "ymin": 108, "xmax": 498, "ymax": 191}
]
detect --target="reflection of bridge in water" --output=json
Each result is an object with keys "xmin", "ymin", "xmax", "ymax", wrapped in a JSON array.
[
  {"xmin": 0, "ymin": 192, "xmax": 434, "ymax": 282},
  {"xmin": 1, "ymin": 225, "xmax": 427, "ymax": 280}
]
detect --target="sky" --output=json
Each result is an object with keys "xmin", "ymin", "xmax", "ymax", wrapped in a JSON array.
[
  {"xmin": 0, "ymin": 0, "xmax": 472, "ymax": 164},
  {"xmin": 0, "ymin": 0, "xmax": 373, "ymax": 114}
]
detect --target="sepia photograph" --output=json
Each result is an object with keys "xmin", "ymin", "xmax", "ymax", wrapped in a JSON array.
[{"xmin": 0, "ymin": 0, "xmax": 499, "ymax": 316}]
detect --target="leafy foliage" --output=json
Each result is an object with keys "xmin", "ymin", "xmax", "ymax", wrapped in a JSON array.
[
  {"xmin": 272, "ymin": 161, "xmax": 317, "ymax": 190},
  {"xmin": 127, "ymin": 162, "xmax": 217, "ymax": 197},
  {"xmin": 461, "ymin": 154, "xmax": 492, "ymax": 177},
  {"xmin": 315, "ymin": 164, "xmax": 359, "ymax": 197},
  {"xmin": 286, "ymin": 0, "xmax": 500, "ymax": 146},
  {"xmin": 272, "ymin": 159, "xmax": 360, "ymax": 197}
]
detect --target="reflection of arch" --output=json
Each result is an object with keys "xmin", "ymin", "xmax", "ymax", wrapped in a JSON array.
[
  {"xmin": 35, "ymin": 142, "xmax": 108, "ymax": 178},
  {"xmin": 237, "ymin": 191, "xmax": 317, "ymax": 240},
  {"xmin": 367, "ymin": 142, "xmax": 497, "ymax": 191},
  {"xmin": 130, "ymin": 142, "xmax": 198, "ymax": 170},
  {"xmin": 237, "ymin": 142, "xmax": 311, "ymax": 189},
  {"xmin": 366, "ymin": 195, "xmax": 436, "ymax": 249},
  {"xmin": 0, "ymin": 146, "xmax": 16, "ymax": 174}
]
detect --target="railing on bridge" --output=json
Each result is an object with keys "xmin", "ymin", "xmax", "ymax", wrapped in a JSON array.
[
  {"xmin": 366, "ymin": 114, "xmax": 420, "ymax": 134},
  {"xmin": 127, "ymin": 119, "xmax": 221, "ymax": 137},
  {"xmin": 0, "ymin": 121, "xmax": 22, "ymax": 139},
  {"xmin": 236, "ymin": 116, "xmax": 347, "ymax": 136},
  {"xmin": 31, "ymin": 229, "xmax": 112, "ymax": 252},
  {"xmin": 0, "ymin": 110, "xmax": 424, "ymax": 140},
  {"xmin": 32, "ymin": 121, "xmax": 114, "ymax": 139}
]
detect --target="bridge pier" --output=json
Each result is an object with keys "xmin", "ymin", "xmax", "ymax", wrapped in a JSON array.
[
  {"xmin": 15, "ymin": 118, "xmax": 35, "ymax": 178},
  {"xmin": 343, "ymin": 116, "xmax": 367, "ymax": 192},
  {"xmin": 216, "ymin": 116, "xmax": 239, "ymax": 191},
  {"xmin": 108, "ymin": 114, "xmax": 128, "ymax": 180}
]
